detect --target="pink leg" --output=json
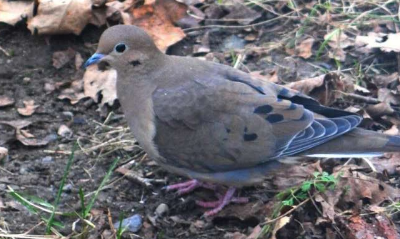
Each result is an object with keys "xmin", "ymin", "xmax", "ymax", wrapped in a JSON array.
[
  {"xmin": 196, "ymin": 187, "xmax": 249, "ymax": 217},
  {"xmin": 163, "ymin": 179, "xmax": 200, "ymax": 195}
]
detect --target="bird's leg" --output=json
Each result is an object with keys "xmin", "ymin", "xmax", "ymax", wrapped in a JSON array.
[
  {"xmin": 196, "ymin": 187, "xmax": 249, "ymax": 217},
  {"xmin": 163, "ymin": 179, "xmax": 219, "ymax": 195},
  {"xmin": 163, "ymin": 179, "xmax": 200, "ymax": 195}
]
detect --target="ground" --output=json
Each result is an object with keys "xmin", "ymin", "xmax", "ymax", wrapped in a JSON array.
[{"xmin": 1, "ymin": 1, "xmax": 400, "ymax": 239}]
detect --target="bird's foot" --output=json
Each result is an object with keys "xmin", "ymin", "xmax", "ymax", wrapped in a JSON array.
[
  {"xmin": 163, "ymin": 179, "xmax": 217, "ymax": 195},
  {"xmin": 195, "ymin": 187, "xmax": 249, "ymax": 217}
]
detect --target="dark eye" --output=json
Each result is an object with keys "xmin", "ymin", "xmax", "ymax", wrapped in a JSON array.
[{"xmin": 114, "ymin": 43, "xmax": 127, "ymax": 53}]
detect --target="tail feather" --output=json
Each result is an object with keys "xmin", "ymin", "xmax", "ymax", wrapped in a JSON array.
[{"xmin": 300, "ymin": 128, "xmax": 400, "ymax": 157}]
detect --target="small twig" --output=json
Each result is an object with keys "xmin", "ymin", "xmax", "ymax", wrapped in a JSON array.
[
  {"xmin": 0, "ymin": 46, "xmax": 10, "ymax": 57},
  {"xmin": 336, "ymin": 91, "xmax": 381, "ymax": 104},
  {"xmin": 115, "ymin": 166, "xmax": 166, "ymax": 187}
]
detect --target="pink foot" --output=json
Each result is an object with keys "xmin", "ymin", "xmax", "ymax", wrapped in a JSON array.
[
  {"xmin": 163, "ymin": 179, "xmax": 218, "ymax": 195},
  {"xmin": 196, "ymin": 187, "xmax": 249, "ymax": 217},
  {"xmin": 163, "ymin": 179, "xmax": 200, "ymax": 195}
]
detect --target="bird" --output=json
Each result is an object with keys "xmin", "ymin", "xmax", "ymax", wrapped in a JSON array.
[{"xmin": 85, "ymin": 25, "xmax": 400, "ymax": 216}]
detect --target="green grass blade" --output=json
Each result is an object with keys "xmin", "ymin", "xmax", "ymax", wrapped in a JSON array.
[
  {"xmin": 84, "ymin": 157, "xmax": 120, "ymax": 217},
  {"xmin": 46, "ymin": 142, "xmax": 78, "ymax": 234}
]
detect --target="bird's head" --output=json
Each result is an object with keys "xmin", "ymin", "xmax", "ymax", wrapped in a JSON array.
[{"xmin": 84, "ymin": 25, "xmax": 163, "ymax": 74}]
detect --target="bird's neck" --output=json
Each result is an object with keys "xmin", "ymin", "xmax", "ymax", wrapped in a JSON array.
[{"xmin": 117, "ymin": 77, "xmax": 160, "ymax": 159}]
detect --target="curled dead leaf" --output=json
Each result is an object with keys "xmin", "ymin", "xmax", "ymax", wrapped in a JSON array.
[
  {"xmin": 296, "ymin": 38, "xmax": 314, "ymax": 59},
  {"xmin": 0, "ymin": 0, "xmax": 34, "ymax": 26},
  {"xmin": 0, "ymin": 95, "xmax": 15, "ymax": 107},
  {"xmin": 83, "ymin": 65, "xmax": 117, "ymax": 107},
  {"xmin": 27, "ymin": 0, "xmax": 92, "ymax": 35},
  {"xmin": 17, "ymin": 100, "xmax": 39, "ymax": 116},
  {"xmin": 126, "ymin": 0, "xmax": 189, "ymax": 52},
  {"xmin": 285, "ymin": 73, "xmax": 348, "ymax": 105},
  {"xmin": 365, "ymin": 102, "xmax": 394, "ymax": 119},
  {"xmin": 58, "ymin": 80, "xmax": 87, "ymax": 105}
]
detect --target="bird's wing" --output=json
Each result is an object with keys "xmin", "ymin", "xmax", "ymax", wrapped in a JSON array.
[{"xmin": 152, "ymin": 65, "xmax": 361, "ymax": 173}]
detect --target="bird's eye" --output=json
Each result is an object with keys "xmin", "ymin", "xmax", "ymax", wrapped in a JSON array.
[{"xmin": 114, "ymin": 43, "xmax": 127, "ymax": 53}]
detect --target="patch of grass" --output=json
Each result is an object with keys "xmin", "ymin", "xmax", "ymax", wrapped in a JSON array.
[
  {"xmin": 7, "ymin": 142, "xmax": 121, "ymax": 237},
  {"xmin": 258, "ymin": 171, "xmax": 341, "ymax": 239}
]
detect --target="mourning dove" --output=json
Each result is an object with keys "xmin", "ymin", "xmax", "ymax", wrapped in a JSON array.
[{"xmin": 85, "ymin": 25, "xmax": 400, "ymax": 216}]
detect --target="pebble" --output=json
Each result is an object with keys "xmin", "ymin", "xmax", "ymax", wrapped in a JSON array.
[
  {"xmin": 155, "ymin": 203, "xmax": 169, "ymax": 217},
  {"xmin": 41, "ymin": 156, "xmax": 53, "ymax": 164},
  {"xmin": 62, "ymin": 184, "xmax": 73, "ymax": 193},
  {"xmin": 58, "ymin": 124, "xmax": 73, "ymax": 139},
  {"xmin": 113, "ymin": 214, "xmax": 142, "ymax": 233}
]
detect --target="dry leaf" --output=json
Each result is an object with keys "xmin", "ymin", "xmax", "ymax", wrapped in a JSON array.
[
  {"xmin": 221, "ymin": 0, "xmax": 261, "ymax": 25},
  {"xmin": 58, "ymin": 80, "xmax": 87, "ymax": 105},
  {"xmin": 53, "ymin": 48, "xmax": 76, "ymax": 69},
  {"xmin": 271, "ymin": 216, "xmax": 291, "ymax": 239},
  {"xmin": 250, "ymin": 70, "xmax": 279, "ymax": 83},
  {"xmin": 0, "ymin": 95, "xmax": 15, "ymax": 107},
  {"xmin": 285, "ymin": 73, "xmax": 348, "ymax": 105},
  {"xmin": 0, "ymin": 120, "xmax": 51, "ymax": 147},
  {"xmin": 16, "ymin": 129, "xmax": 51, "ymax": 146},
  {"xmin": 0, "ymin": 0, "xmax": 34, "ymax": 26},
  {"xmin": 83, "ymin": 65, "xmax": 117, "ymax": 106},
  {"xmin": 296, "ymin": 38, "xmax": 314, "ymax": 59},
  {"xmin": 17, "ymin": 100, "xmax": 39, "ymax": 116},
  {"xmin": 27, "ymin": 0, "xmax": 92, "ymax": 35},
  {"xmin": 126, "ymin": 0, "xmax": 188, "ymax": 52},
  {"xmin": 365, "ymin": 102, "xmax": 394, "ymax": 119},
  {"xmin": 0, "ymin": 120, "xmax": 31, "ymax": 130},
  {"xmin": 355, "ymin": 32, "xmax": 400, "ymax": 53}
]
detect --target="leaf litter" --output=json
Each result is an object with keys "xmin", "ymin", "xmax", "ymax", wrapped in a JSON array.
[{"xmin": 1, "ymin": 0, "xmax": 400, "ymax": 238}]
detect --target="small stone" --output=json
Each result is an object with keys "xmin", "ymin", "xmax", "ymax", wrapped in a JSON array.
[
  {"xmin": 41, "ymin": 156, "xmax": 53, "ymax": 164},
  {"xmin": 114, "ymin": 214, "xmax": 142, "ymax": 233},
  {"xmin": 155, "ymin": 203, "xmax": 169, "ymax": 217},
  {"xmin": 58, "ymin": 125, "xmax": 73, "ymax": 139},
  {"xmin": 23, "ymin": 77, "xmax": 31, "ymax": 84},
  {"xmin": 44, "ymin": 82, "xmax": 56, "ymax": 93},
  {"xmin": 63, "ymin": 184, "xmax": 73, "ymax": 193}
]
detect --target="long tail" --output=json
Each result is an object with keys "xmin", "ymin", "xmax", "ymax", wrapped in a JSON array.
[{"xmin": 300, "ymin": 128, "xmax": 400, "ymax": 157}]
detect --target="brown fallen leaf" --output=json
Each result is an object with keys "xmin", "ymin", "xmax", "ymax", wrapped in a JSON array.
[
  {"xmin": 356, "ymin": 32, "xmax": 400, "ymax": 53},
  {"xmin": 0, "ymin": 120, "xmax": 31, "ymax": 130},
  {"xmin": 285, "ymin": 73, "xmax": 349, "ymax": 106},
  {"xmin": 27, "ymin": 0, "xmax": 92, "ymax": 35},
  {"xmin": 221, "ymin": 0, "xmax": 261, "ymax": 25},
  {"xmin": 0, "ymin": 120, "xmax": 52, "ymax": 147},
  {"xmin": 373, "ymin": 152, "xmax": 400, "ymax": 175},
  {"xmin": 0, "ymin": 0, "xmax": 34, "ymax": 26},
  {"xmin": 378, "ymin": 88, "xmax": 400, "ymax": 106},
  {"xmin": 324, "ymin": 30, "xmax": 353, "ymax": 61},
  {"xmin": 250, "ymin": 69, "xmax": 279, "ymax": 83},
  {"xmin": 0, "ymin": 95, "xmax": 15, "ymax": 107},
  {"xmin": 125, "ymin": 0, "xmax": 189, "ymax": 52},
  {"xmin": 271, "ymin": 216, "xmax": 291, "ymax": 239},
  {"xmin": 296, "ymin": 38, "xmax": 314, "ymax": 59},
  {"xmin": 58, "ymin": 80, "xmax": 87, "ymax": 105},
  {"xmin": 17, "ymin": 100, "xmax": 39, "ymax": 116},
  {"xmin": 53, "ymin": 48, "xmax": 76, "ymax": 69},
  {"xmin": 365, "ymin": 102, "xmax": 394, "ymax": 119},
  {"xmin": 83, "ymin": 65, "xmax": 117, "ymax": 107}
]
